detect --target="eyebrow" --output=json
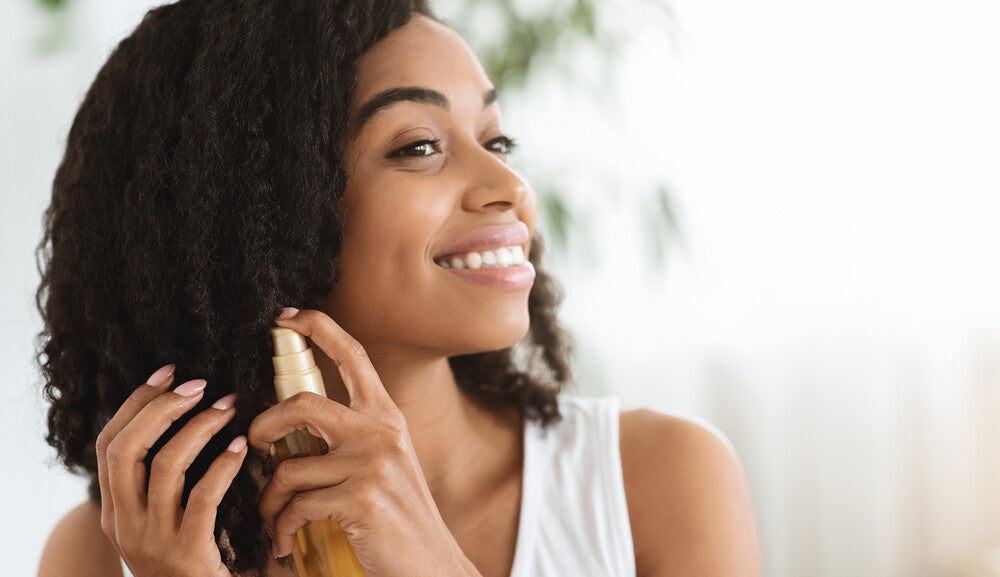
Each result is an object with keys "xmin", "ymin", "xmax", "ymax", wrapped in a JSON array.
[{"xmin": 348, "ymin": 86, "xmax": 499, "ymax": 138}]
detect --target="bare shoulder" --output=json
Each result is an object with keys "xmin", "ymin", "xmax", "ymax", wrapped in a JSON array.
[
  {"xmin": 38, "ymin": 500, "xmax": 122, "ymax": 577},
  {"xmin": 618, "ymin": 409, "xmax": 762, "ymax": 577}
]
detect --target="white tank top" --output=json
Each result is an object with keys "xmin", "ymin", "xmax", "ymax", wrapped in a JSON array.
[
  {"xmin": 121, "ymin": 394, "xmax": 636, "ymax": 577},
  {"xmin": 507, "ymin": 394, "xmax": 637, "ymax": 576}
]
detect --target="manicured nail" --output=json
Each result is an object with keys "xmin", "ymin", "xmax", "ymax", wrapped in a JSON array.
[
  {"xmin": 174, "ymin": 379, "xmax": 207, "ymax": 396},
  {"xmin": 227, "ymin": 435, "xmax": 247, "ymax": 453},
  {"xmin": 212, "ymin": 393, "xmax": 237, "ymax": 410},
  {"xmin": 145, "ymin": 364, "xmax": 175, "ymax": 388},
  {"xmin": 277, "ymin": 307, "xmax": 299, "ymax": 319}
]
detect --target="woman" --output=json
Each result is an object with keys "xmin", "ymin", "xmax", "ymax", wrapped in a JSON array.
[{"xmin": 35, "ymin": 0, "xmax": 761, "ymax": 576}]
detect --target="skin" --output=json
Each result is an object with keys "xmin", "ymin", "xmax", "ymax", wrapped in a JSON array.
[
  {"xmin": 310, "ymin": 12, "xmax": 536, "ymax": 509},
  {"xmin": 38, "ymin": 13, "xmax": 764, "ymax": 577},
  {"xmin": 242, "ymin": 15, "xmax": 538, "ymax": 574}
]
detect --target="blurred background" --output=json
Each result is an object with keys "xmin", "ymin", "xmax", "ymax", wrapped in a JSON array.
[{"xmin": 4, "ymin": 0, "xmax": 1000, "ymax": 576}]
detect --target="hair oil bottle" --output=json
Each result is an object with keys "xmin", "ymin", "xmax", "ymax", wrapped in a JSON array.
[{"xmin": 269, "ymin": 326, "xmax": 366, "ymax": 577}]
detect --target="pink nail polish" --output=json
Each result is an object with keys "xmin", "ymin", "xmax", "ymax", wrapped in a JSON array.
[
  {"xmin": 227, "ymin": 436, "xmax": 247, "ymax": 453},
  {"xmin": 277, "ymin": 307, "xmax": 299, "ymax": 319},
  {"xmin": 212, "ymin": 393, "xmax": 237, "ymax": 410},
  {"xmin": 145, "ymin": 364, "xmax": 175, "ymax": 388},
  {"xmin": 174, "ymin": 379, "xmax": 207, "ymax": 397}
]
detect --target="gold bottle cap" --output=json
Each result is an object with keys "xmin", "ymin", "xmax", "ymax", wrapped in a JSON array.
[
  {"xmin": 270, "ymin": 327, "xmax": 327, "ymax": 401},
  {"xmin": 271, "ymin": 326, "xmax": 306, "ymax": 356}
]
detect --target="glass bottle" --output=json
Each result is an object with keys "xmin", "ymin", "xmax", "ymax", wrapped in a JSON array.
[{"xmin": 270, "ymin": 326, "xmax": 366, "ymax": 577}]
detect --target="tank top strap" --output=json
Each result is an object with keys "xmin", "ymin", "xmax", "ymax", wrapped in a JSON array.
[{"xmin": 508, "ymin": 394, "xmax": 637, "ymax": 576}]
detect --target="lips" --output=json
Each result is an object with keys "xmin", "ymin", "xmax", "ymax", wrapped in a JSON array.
[{"xmin": 433, "ymin": 221, "xmax": 530, "ymax": 262}]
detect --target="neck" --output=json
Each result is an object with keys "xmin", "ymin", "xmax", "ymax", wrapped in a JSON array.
[{"xmin": 311, "ymin": 341, "xmax": 518, "ymax": 500}]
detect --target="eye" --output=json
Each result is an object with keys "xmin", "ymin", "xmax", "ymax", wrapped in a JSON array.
[
  {"xmin": 386, "ymin": 135, "xmax": 519, "ymax": 159},
  {"xmin": 388, "ymin": 138, "xmax": 443, "ymax": 159},
  {"xmin": 487, "ymin": 135, "xmax": 519, "ymax": 156}
]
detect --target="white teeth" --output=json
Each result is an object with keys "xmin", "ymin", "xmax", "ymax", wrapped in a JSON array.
[
  {"xmin": 496, "ymin": 247, "xmax": 512, "ymax": 266},
  {"xmin": 510, "ymin": 245, "xmax": 526, "ymax": 264},
  {"xmin": 435, "ymin": 245, "xmax": 526, "ymax": 269},
  {"xmin": 465, "ymin": 252, "xmax": 483, "ymax": 269}
]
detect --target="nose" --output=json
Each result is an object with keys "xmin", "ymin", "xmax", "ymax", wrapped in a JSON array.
[{"xmin": 459, "ymin": 145, "xmax": 530, "ymax": 212}]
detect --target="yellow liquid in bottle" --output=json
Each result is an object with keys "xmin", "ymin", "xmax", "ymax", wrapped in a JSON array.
[{"xmin": 270, "ymin": 430, "xmax": 366, "ymax": 577}]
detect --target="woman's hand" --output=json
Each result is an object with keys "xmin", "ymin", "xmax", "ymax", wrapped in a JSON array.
[
  {"xmin": 96, "ymin": 364, "xmax": 247, "ymax": 577},
  {"xmin": 248, "ymin": 308, "xmax": 476, "ymax": 577}
]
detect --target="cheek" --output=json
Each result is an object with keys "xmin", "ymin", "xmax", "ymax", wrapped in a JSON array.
[{"xmin": 336, "ymin": 196, "xmax": 444, "ymax": 293}]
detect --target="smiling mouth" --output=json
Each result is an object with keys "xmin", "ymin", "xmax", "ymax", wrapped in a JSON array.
[{"xmin": 433, "ymin": 245, "xmax": 527, "ymax": 269}]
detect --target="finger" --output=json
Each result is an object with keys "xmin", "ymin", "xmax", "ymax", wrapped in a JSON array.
[
  {"xmin": 257, "ymin": 452, "xmax": 357, "ymax": 532},
  {"xmin": 106, "ymin": 378, "xmax": 207, "ymax": 519},
  {"xmin": 178, "ymin": 435, "xmax": 248, "ymax": 539},
  {"xmin": 246, "ymin": 390, "xmax": 358, "ymax": 458},
  {"xmin": 274, "ymin": 308, "xmax": 389, "ymax": 412},
  {"xmin": 96, "ymin": 363, "xmax": 176, "ymax": 538},
  {"xmin": 272, "ymin": 484, "xmax": 358, "ymax": 559},
  {"xmin": 147, "ymin": 393, "xmax": 238, "ymax": 532}
]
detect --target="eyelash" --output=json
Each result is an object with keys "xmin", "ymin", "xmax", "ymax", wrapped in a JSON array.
[{"xmin": 388, "ymin": 135, "xmax": 519, "ymax": 159}]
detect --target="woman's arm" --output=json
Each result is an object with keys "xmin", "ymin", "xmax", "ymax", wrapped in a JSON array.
[
  {"xmin": 620, "ymin": 410, "xmax": 762, "ymax": 577},
  {"xmin": 38, "ymin": 500, "xmax": 122, "ymax": 577}
]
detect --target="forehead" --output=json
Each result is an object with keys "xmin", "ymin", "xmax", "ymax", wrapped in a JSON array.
[{"xmin": 350, "ymin": 14, "xmax": 492, "ymax": 112}]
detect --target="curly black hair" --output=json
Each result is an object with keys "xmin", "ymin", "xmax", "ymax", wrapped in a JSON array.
[{"xmin": 34, "ymin": 0, "xmax": 575, "ymax": 574}]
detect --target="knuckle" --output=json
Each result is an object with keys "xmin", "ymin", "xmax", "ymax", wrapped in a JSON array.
[
  {"xmin": 95, "ymin": 429, "xmax": 111, "ymax": 455},
  {"xmin": 292, "ymin": 390, "xmax": 326, "ymax": 415},
  {"xmin": 94, "ymin": 430, "xmax": 108, "ymax": 457},
  {"xmin": 185, "ymin": 409, "xmax": 227, "ymax": 436},
  {"xmin": 357, "ymin": 482, "xmax": 380, "ymax": 515},
  {"xmin": 122, "ymin": 392, "xmax": 147, "ymax": 411},
  {"xmin": 317, "ymin": 314, "xmax": 340, "ymax": 337},
  {"xmin": 283, "ymin": 492, "xmax": 307, "ymax": 520},
  {"xmin": 347, "ymin": 339, "xmax": 369, "ymax": 362},
  {"xmin": 100, "ymin": 514, "xmax": 115, "ymax": 541},
  {"xmin": 272, "ymin": 458, "xmax": 299, "ymax": 488},
  {"xmin": 186, "ymin": 484, "xmax": 218, "ymax": 510},
  {"xmin": 374, "ymin": 424, "xmax": 405, "ymax": 457},
  {"xmin": 105, "ymin": 437, "xmax": 127, "ymax": 466},
  {"xmin": 246, "ymin": 421, "xmax": 265, "ymax": 450},
  {"xmin": 381, "ymin": 423, "xmax": 405, "ymax": 446},
  {"xmin": 150, "ymin": 451, "xmax": 183, "ymax": 478},
  {"xmin": 371, "ymin": 453, "xmax": 393, "ymax": 480},
  {"xmin": 290, "ymin": 391, "xmax": 314, "ymax": 409},
  {"xmin": 387, "ymin": 410, "xmax": 408, "ymax": 431}
]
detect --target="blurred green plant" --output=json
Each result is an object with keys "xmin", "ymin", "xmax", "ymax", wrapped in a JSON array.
[
  {"xmin": 441, "ymin": 0, "xmax": 682, "ymax": 272},
  {"xmin": 33, "ymin": 0, "xmax": 682, "ymax": 272}
]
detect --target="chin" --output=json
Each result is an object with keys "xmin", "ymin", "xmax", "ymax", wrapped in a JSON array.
[{"xmin": 448, "ymin": 314, "xmax": 531, "ymax": 356}]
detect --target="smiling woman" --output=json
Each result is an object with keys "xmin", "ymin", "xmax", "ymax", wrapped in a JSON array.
[{"xmin": 34, "ymin": 1, "xmax": 760, "ymax": 577}]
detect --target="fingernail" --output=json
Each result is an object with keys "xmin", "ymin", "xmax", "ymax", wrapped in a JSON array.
[
  {"xmin": 212, "ymin": 393, "xmax": 237, "ymax": 410},
  {"xmin": 277, "ymin": 307, "xmax": 299, "ymax": 319},
  {"xmin": 145, "ymin": 364, "xmax": 175, "ymax": 388},
  {"xmin": 227, "ymin": 435, "xmax": 247, "ymax": 453},
  {"xmin": 174, "ymin": 378, "xmax": 207, "ymax": 396}
]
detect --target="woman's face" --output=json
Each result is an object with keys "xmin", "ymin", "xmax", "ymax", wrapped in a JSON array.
[{"xmin": 324, "ymin": 14, "xmax": 537, "ymax": 359}]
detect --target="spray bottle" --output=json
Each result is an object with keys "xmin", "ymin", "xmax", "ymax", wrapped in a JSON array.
[{"xmin": 269, "ymin": 326, "xmax": 366, "ymax": 576}]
